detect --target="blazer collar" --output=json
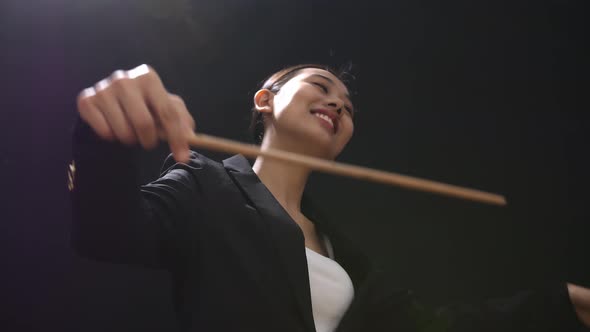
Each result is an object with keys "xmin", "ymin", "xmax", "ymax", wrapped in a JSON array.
[
  {"xmin": 222, "ymin": 154, "xmax": 372, "ymax": 279},
  {"xmin": 223, "ymin": 154, "xmax": 316, "ymax": 332},
  {"xmin": 222, "ymin": 154, "xmax": 386, "ymax": 332}
]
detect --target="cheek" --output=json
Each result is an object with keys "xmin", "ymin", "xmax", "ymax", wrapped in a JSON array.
[
  {"xmin": 332, "ymin": 121, "xmax": 354, "ymax": 157},
  {"xmin": 341, "ymin": 118, "xmax": 354, "ymax": 139},
  {"xmin": 286, "ymin": 86, "xmax": 319, "ymax": 108}
]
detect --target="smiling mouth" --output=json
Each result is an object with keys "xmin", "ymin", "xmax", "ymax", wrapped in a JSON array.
[{"xmin": 310, "ymin": 111, "xmax": 337, "ymax": 134}]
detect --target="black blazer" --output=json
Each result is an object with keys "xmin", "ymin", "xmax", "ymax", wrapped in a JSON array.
[{"xmin": 70, "ymin": 120, "xmax": 586, "ymax": 332}]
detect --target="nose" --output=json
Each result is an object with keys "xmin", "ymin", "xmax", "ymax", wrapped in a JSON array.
[{"xmin": 327, "ymin": 99, "xmax": 345, "ymax": 116}]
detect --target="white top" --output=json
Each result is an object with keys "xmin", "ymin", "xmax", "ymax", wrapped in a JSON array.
[{"xmin": 305, "ymin": 237, "xmax": 354, "ymax": 332}]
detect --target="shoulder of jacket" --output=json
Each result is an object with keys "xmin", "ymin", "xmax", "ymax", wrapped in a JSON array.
[{"xmin": 159, "ymin": 150, "xmax": 224, "ymax": 175}]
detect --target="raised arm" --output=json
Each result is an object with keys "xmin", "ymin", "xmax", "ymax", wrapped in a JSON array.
[{"xmin": 69, "ymin": 65, "xmax": 198, "ymax": 270}]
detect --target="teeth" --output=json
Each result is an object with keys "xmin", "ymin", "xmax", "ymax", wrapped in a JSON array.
[{"xmin": 313, "ymin": 112, "xmax": 334, "ymax": 128}]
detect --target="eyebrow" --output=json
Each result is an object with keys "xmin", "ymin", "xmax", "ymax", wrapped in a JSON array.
[{"xmin": 309, "ymin": 74, "xmax": 354, "ymax": 111}]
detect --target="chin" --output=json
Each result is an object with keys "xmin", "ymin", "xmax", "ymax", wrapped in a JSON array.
[
  {"xmin": 279, "ymin": 125, "xmax": 348, "ymax": 158},
  {"xmin": 305, "ymin": 138, "xmax": 346, "ymax": 160},
  {"xmin": 327, "ymin": 147, "xmax": 346, "ymax": 160}
]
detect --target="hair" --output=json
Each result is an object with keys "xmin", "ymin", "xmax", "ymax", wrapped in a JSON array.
[{"xmin": 249, "ymin": 63, "xmax": 356, "ymax": 144}]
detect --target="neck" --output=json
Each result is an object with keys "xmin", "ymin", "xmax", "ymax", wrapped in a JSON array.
[{"xmin": 252, "ymin": 135, "xmax": 313, "ymax": 217}]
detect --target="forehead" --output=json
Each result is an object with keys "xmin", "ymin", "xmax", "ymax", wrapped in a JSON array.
[{"xmin": 293, "ymin": 68, "xmax": 350, "ymax": 93}]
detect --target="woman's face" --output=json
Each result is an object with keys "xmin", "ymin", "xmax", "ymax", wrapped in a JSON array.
[{"xmin": 259, "ymin": 68, "xmax": 355, "ymax": 159}]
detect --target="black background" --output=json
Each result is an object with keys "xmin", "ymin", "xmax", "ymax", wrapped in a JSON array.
[{"xmin": 1, "ymin": 0, "xmax": 588, "ymax": 330}]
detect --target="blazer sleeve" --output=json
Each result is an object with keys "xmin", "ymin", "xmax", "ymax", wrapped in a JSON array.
[
  {"xmin": 69, "ymin": 118, "xmax": 203, "ymax": 271},
  {"xmin": 417, "ymin": 283, "xmax": 588, "ymax": 332}
]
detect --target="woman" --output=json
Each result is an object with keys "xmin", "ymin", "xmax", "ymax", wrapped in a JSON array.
[{"xmin": 71, "ymin": 63, "xmax": 590, "ymax": 331}]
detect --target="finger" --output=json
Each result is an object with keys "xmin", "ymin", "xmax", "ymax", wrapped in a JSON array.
[
  {"xmin": 77, "ymin": 91, "xmax": 115, "ymax": 141},
  {"xmin": 93, "ymin": 89, "xmax": 137, "ymax": 145},
  {"xmin": 163, "ymin": 101, "xmax": 190, "ymax": 163},
  {"xmin": 114, "ymin": 79, "xmax": 158, "ymax": 149},
  {"xmin": 169, "ymin": 94, "xmax": 196, "ymax": 134},
  {"xmin": 156, "ymin": 126, "xmax": 166, "ymax": 140},
  {"xmin": 140, "ymin": 74, "xmax": 189, "ymax": 162}
]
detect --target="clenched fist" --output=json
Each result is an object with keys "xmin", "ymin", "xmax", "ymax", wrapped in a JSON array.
[{"xmin": 77, "ymin": 64, "xmax": 195, "ymax": 163}]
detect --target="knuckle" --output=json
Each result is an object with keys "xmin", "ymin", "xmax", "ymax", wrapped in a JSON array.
[
  {"xmin": 110, "ymin": 69, "xmax": 128, "ymax": 81},
  {"xmin": 156, "ymin": 100, "xmax": 176, "ymax": 118},
  {"xmin": 168, "ymin": 93, "xmax": 185, "ymax": 105},
  {"xmin": 134, "ymin": 116, "xmax": 154, "ymax": 132},
  {"xmin": 109, "ymin": 76, "xmax": 132, "ymax": 92},
  {"xmin": 91, "ymin": 89, "xmax": 109, "ymax": 108},
  {"xmin": 144, "ymin": 64, "xmax": 156, "ymax": 74},
  {"xmin": 76, "ymin": 93, "xmax": 93, "ymax": 111},
  {"xmin": 77, "ymin": 87, "xmax": 95, "ymax": 101},
  {"xmin": 138, "ymin": 63, "xmax": 155, "ymax": 72},
  {"xmin": 141, "ymin": 76, "xmax": 167, "ymax": 97},
  {"xmin": 141, "ymin": 67, "xmax": 160, "ymax": 83},
  {"xmin": 94, "ymin": 77, "xmax": 111, "ymax": 92},
  {"xmin": 159, "ymin": 107, "xmax": 176, "ymax": 123},
  {"xmin": 144, "ymin": 64, "xmax": 158, "ymax": 76},
  {"xmin": 184, "ymin": 114, "xmax": 196, "ymax": 129},
  {"xmin": 127, "ymin": 64, "xmax": 154, "ymax": 79}
]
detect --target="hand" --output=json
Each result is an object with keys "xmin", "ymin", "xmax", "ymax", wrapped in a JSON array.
[
  {"xmin": 568, "ymin": 283, "xmax": 590, "ymax": 328},
  {"xmin": 77, "ymin": 64, "xmax": 195, "ymax": 163}
]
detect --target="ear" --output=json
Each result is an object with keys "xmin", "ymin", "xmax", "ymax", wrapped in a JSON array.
[{"xmin": 254, "ymin": 89, "xmax": 274, "ymax": 114}]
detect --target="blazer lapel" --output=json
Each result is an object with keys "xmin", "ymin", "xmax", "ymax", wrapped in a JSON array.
[{"xmin": 223, "ymin": 155, "xmax": 316, "ymax": 332}]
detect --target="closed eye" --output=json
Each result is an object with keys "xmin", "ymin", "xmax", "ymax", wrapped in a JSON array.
[
  {"xmin": 313, "ymin": 81, "xmax": 354, "ymax": 117},
  {"xmin": 344, "ymin": 106, "xmax": 354, "ymax": 117},
  {"xmin": 313, "ymin": 82, "xmax": 329, "ymax": 93}
]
